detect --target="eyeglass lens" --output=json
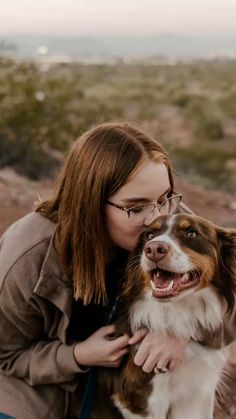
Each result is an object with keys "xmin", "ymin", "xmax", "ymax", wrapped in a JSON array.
[{"xmin": 129, "ymin": 196, "xmax": 180, "ymax": 225}]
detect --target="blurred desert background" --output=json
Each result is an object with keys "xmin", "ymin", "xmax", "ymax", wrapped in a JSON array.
[
  {"xmin": 1, "ymin": 0, "xmax": 236, "ymax": 416},
  {"xmin": 0, "ymin": 57, "xmax": 236, "ymax": 234}
]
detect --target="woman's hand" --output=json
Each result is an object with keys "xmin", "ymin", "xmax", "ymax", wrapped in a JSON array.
[
  {"xmin": 74, "ymin": 324, "xmax": 130, "ymax": 368},
  {"xmin": 128, "ymin": 329, "xmax": 188, "ymax": 373}
]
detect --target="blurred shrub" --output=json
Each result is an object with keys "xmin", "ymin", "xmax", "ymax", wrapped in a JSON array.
[
  {"xmin": 196, "ymin": 116, "xmax": 224, "ymax": 141},
  {"xmin": 184, "ymin": 94, "xmax": 224, "ymax": 141},
  {"xmin": 172, "ymin": 145, "xmax": 236, "ymax": 192},
  {"xmin": 0, "ymin": 58, "xmax": 123, "ymax": 178},
  {"xmin": 171, "ymin": 91, "xmax": 190, "ymax": 108},
  {"xmin": 0, "ymin": 134, "xmax": 60, "ymax": 179},
  {"xmin": 219, "ymin": 92, "xmax": 236, "ymax": 118}
]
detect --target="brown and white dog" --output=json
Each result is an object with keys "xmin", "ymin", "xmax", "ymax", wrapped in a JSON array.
[{"xmin": 93, "ymin": 213, "xmax": 236, "ymax": 419}]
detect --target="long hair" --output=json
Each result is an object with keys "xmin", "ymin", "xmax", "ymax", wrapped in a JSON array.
[{"xmin": 36, "ymin": 122, "xmax": 174, "ymax": 305}]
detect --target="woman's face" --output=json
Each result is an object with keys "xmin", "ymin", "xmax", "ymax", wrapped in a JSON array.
[{"xmin": 106, "ymin": 161, "xmax": 171, "ymax": 252}]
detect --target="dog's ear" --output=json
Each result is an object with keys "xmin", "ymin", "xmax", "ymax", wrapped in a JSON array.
[{"xmin": 216, "ymin": 226, "xmax": 236, "ymax": 313}]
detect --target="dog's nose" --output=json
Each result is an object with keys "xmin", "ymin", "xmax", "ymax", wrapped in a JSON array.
[{"xmin": 144, "ymin": 241, "xmax": 169, "ymax": 261}]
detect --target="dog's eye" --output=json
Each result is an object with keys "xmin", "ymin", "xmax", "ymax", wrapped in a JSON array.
[
  {"xmin": 146, "ymin": 232, "xmax": 155, "ymax": 240},
  {"xmin": 186, "ymin": 229, "xmax": 198, "ymax": 238}
]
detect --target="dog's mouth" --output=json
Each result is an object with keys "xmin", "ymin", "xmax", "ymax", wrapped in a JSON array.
[{"xmin": 150, "ymin": 268, "xmax": 200, "ymax": 299}]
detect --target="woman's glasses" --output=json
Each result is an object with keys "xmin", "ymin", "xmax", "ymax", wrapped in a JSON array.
[{"xmin": 107, "ymin": 194, "xmax": 182, "ymax": 226}]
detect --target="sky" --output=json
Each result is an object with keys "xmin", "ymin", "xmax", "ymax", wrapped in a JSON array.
[{"xmin": 0, "ymin": 0, "xmax": 236, "ymax": 37}]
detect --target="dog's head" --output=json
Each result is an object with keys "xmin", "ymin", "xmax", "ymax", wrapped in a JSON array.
[{"xmin": 125, "ymin": 214, "xmax": 236, "ymax": 312}]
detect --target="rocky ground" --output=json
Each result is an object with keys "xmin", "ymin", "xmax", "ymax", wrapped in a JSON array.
[{"xmin": 0, "ymin": 167, "xmax": 236, "ymax": 417}]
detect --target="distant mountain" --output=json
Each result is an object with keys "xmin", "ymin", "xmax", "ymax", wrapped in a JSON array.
[{"xmin": 1, "ymin": 33, "xmax": 236, "ymax": 60}]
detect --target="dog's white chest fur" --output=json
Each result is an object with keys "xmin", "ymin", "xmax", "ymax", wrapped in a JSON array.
[{"xmin": 114, "ymin": 288, "xmax": 227, "ymax": 419}]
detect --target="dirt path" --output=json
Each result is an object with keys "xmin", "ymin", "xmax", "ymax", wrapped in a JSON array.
[{"xmin": 0, "ymin": 168, "xmax": 52, "ymax": 236}]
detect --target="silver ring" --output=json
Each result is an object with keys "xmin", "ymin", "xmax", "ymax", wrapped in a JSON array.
[{"xmin": 154, "ymin": 365, "xmax": 168, "ymax": 374}]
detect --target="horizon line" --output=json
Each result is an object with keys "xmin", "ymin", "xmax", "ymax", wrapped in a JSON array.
[{"xmin": 1, "ymin": 31, "xmax": 236, "ymax": 38}]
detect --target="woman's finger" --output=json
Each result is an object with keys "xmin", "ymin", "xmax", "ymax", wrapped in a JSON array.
[
  {"xmin": 128, "ymin": 329, "xmax": 148, "ymax": 345},
  {"xmin": 115, "ymin": 347, "xmax": 130, "ymax": 361},
  {"xmin": 133, "ymin": 342, "xmax": 150, "ymax": 366},
  {"xmin": 141, "ymin": 354, "xmax": 159, "ymax": 373},
  {"xmin": 144, "ymin": 355, "xmax": 170, "ymax": 373},
  {"xmin": 109, "ymin": 334, "xmax": 130, "ymax": 351},
  {"xmin": 100, "ymin": 324, "xmax": 116, "ymax": 337}
]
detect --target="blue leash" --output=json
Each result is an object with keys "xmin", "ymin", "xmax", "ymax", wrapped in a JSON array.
[{"xmin": 77, "ymin": 297, "xmax": 120, "ymax": 419}]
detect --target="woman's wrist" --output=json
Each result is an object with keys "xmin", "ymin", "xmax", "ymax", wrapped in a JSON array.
[{"xmin": 73, "ymin": 342, "xmax": 90, "ymax": 370}]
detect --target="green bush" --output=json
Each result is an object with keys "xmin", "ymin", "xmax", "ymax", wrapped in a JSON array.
[
  {"xmin": 0, "ymin": 134, "xmax": 60, "ymax": 179},
  {"xmin": 172, "ymin": 145, "xmax": 236, "ymax": 192},
  {"xmin": 184, "ymin": 95, "xmax": 224, "ymax": 141},
  {"xmin": 219, "ymin": 92, "xmax": 236, "ymax": 118}
]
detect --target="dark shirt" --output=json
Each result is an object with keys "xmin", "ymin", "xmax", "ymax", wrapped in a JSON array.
[{"xmin": 67, "ymin": 249, "xmax": 128, "ymax": 342}]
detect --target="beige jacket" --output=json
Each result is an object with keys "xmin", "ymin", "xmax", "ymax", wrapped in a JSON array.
[{"xmin": 0, "ymin": 212, "xmax": 86, "ymax": 419}]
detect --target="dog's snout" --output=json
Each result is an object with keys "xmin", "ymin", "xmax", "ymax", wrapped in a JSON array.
[{"xmin": 144, "ymin": 241, "xmax": 169, "ymax": 261}]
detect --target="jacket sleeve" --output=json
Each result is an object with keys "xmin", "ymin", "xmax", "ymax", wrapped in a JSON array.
[
  {"xmin": 0, "ymin": 254, "xmax": 88, "ymax": 386},
  {"xmin": 0, "ymin": 296, "xmax": 87, "ymax": 386}
]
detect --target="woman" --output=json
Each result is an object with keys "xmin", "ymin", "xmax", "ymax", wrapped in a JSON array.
[{"xmin": 0, "ymin": 122, "xmax": 191, "ymax": 418}]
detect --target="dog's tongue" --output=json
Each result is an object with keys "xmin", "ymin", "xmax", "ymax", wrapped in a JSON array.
[{"xmin": 153, "ymin": 271, "xmax": 182, "ymax": 288}]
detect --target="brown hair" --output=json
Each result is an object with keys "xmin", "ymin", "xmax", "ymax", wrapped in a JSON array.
[{"xmin": 36, "ymin": 122, "xmax": 174, "ymax": 305}]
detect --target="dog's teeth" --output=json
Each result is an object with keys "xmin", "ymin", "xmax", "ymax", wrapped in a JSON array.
[
  {"xmin": 151, "ymin": 281, "xmax": 156, "ymax": 290},
  {"xmin": 151, "ymin": 279, "xmax": 174, "ymax": 293},
  {"xmin": 181, "ymin": 273, "xmax": 189, "ymax": 282},
  {"xmin": 156, "ymin": 271, "xmax": 160, "ymax": 277},
  {"xmin": 166, "ymin": 280, "xmax": 174, "ymax": 291}
]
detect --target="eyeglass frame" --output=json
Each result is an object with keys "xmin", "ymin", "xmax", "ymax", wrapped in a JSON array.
[{"xmin": 106, "ymin": 193, "xmax": 182, "ymax": 222}]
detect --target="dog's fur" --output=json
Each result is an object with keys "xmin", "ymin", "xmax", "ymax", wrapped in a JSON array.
[{"xmin": 91, "ymin": 214, "xmax": 236, "ymax": 419}]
